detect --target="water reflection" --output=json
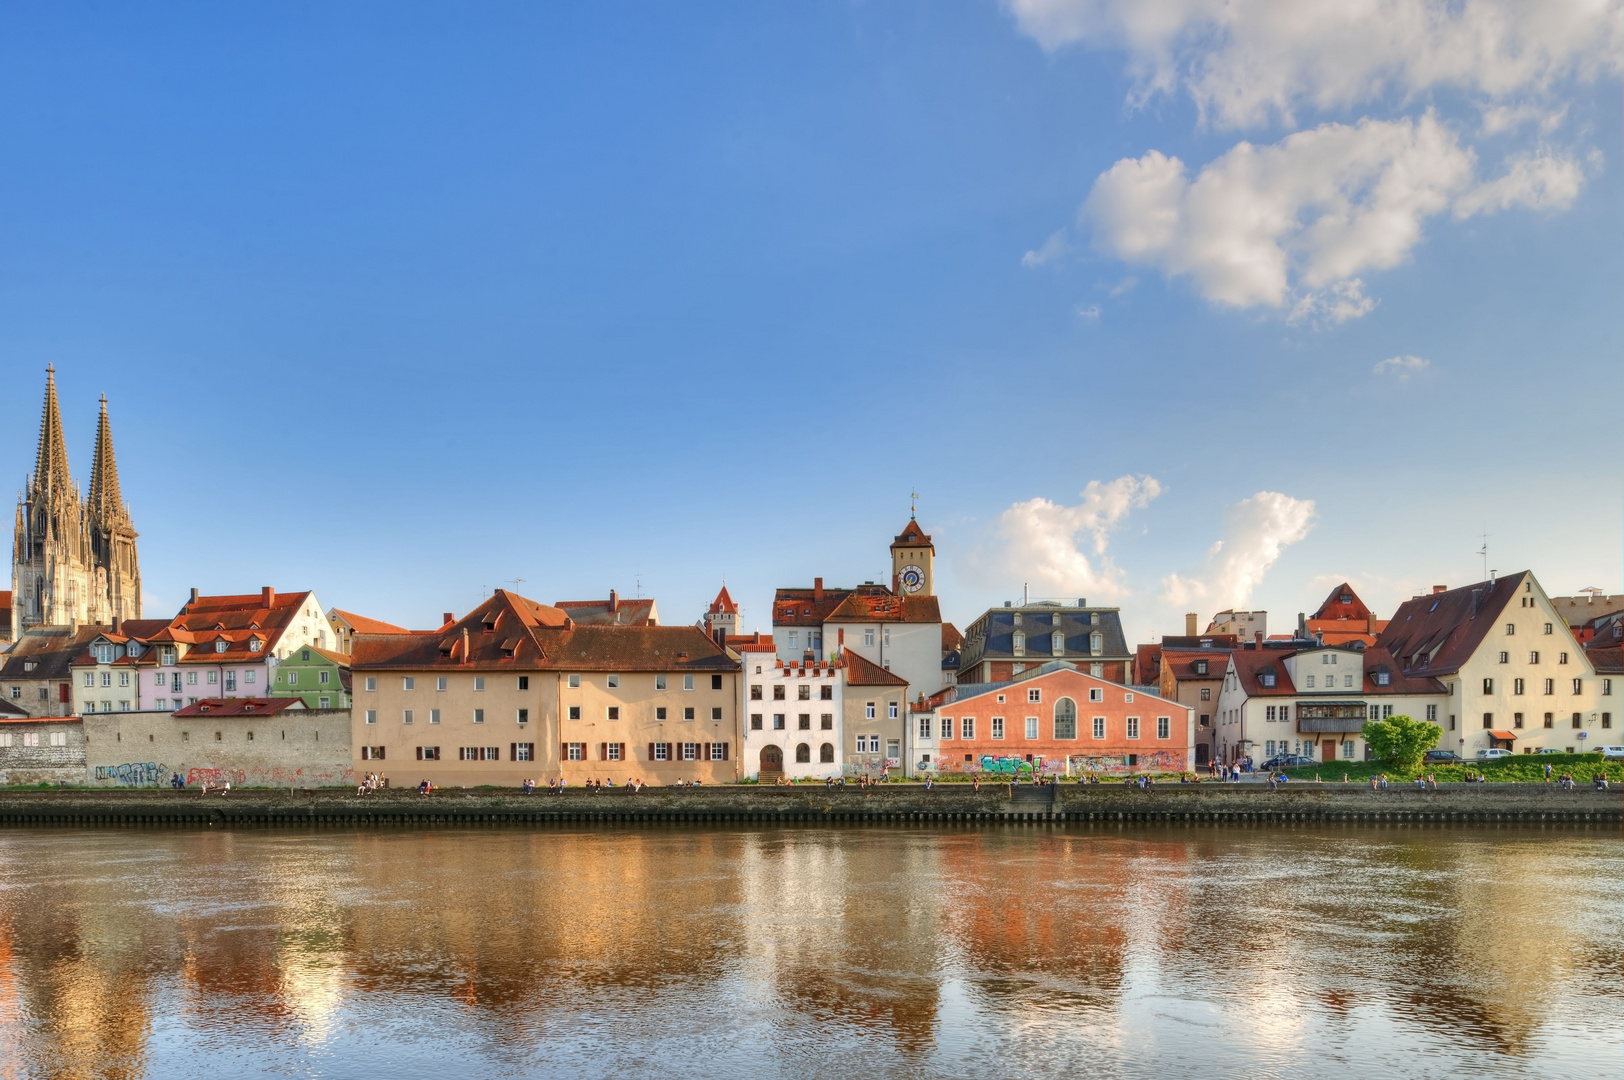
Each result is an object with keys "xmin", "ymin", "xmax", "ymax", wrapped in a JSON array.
[{"xmin": 0, "ymin": 824, "xmax": 1615, "ymax": 1078}]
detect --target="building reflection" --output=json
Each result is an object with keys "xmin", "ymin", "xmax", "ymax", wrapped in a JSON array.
[{"xmin": 0, "ymin": 824, "xmax": 1611, "ymax": 1077}]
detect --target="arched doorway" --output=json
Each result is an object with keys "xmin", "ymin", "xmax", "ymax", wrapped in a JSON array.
[{"xmin": 759, "ymin": 744, "xmax": 783, "ymax": 781}]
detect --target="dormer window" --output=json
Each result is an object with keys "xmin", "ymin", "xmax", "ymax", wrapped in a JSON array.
[
  {"xmin": 126, "ymin": 643, "xmax": 140, "ymax": 659},
  {"xmin": 162, "ymin": 648, "xmax": 176, "ymax": 666},
  {"xmin": 1375, "ymin": 669, "xmax": 1391, "ymax": 686},
  {"xmin": 1051, "ymin": 613, "xmax": 1061, "ymax": 626},
  {"xmin": 215, "ymin": 640, "xmax": 228, "ymax": 654},
  {"xmin": 1012, "ymin": 632, "xmax": 1025, "ymax": 657},
  {"xmin": 244, "ymin": 704, "xmax": 255, "ymax": 712},
  {"xmin": 1090, "ymin": 632, "xmax": 1103, "ymax": 655},
  {"xmin": 249, "ymin": 639, "xmax": 262, "ymax": 653},
  {"xmin": 1261, "ymin": 669, "xmax": 1276, "ymax": 688},
  {"xmin": 1194, "ymin": 660, "xmax": 1208, "ymax": 676},
  {"xmin": 1052, "ymin": 632, "xmax": 1065, "ymax": 655},
  {"xmin": 1012, "ymin": 613, "xmax": 1022, "ymax": 626}
]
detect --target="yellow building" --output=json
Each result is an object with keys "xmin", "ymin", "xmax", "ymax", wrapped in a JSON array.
[{"xmin": 352, "ymin": 590, "xmax": 741, "ymax": 786}]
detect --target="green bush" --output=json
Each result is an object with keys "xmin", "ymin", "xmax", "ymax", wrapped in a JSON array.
[{"xmin": 1362, "ymin": 714, "xmax": 1442, "ymax": 771}]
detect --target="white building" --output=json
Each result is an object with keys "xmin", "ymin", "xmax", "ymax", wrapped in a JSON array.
[
  {"xmin": 739, "ymin": 639, "xmax": 845, "ymax": 781},
  {"xmin": 1213, "ymin": 643, "xmax": 1449, "ymax": 765}
]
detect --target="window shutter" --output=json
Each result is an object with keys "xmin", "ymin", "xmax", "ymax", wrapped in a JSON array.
[
  {"xmin": 722, "ymin": 742, "xmax": 729, "ymax": 761},
  {"xmin": 647, "ymin": 742, "xmax": 655, "ymax": 761},
  {"xmin": 664, "ymin": 742, "xmax": 673, "ymax": 760},
  {"xmin": 510, "ymin": 743, "xmax": 516, "ymax": 761},
  {"xmin": 618, "ymin": 742, "xmax": 626, "ymax": 761},
  {"xmin": 377, "ymin": 746, "xmax": 385, "ymax": 760},
  {"xmin": 415, "ymin": 746, "xmax": 423, "ymax": 760}
]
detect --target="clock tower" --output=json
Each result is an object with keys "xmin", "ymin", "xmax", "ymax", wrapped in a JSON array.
[{"xmin": 890, "ymin": 513, "xmax": 934, "ymax": 597}]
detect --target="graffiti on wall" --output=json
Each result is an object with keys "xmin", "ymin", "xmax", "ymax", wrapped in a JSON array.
[
  {"xmin": 186, "ymin": 768, "xmax": 247, "ymax": 787},
  {"xmin": 939, "ymin": 749, "xmax": 1188, "ymax": 775},
  {"xmin": 93, "ymin": 762, "xmax": 165, "ymax": 786}
]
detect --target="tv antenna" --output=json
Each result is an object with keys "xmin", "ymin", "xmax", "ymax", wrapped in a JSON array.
[{"xmin": 1476, "ymin": 529, "xmax": 1490, "ymax": 581}]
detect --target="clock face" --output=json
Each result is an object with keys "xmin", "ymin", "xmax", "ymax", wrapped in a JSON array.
[{"xmin": 899, "ymin": 565, "xmax": 925, "ymax": 593}]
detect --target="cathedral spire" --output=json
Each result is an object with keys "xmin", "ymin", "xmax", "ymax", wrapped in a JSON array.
[
  {"xmin": 87, "ymin": 394, "xmax": 126, "ymax": 526},
  {"xmin": 33, "ymin": 365, "xmax": 72, "ymax": 499}
]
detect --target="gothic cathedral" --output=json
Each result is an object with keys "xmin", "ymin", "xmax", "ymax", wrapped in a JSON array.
[{"xmin": 11, "ymin": 367, "xmax": 141, "ymax": 637}]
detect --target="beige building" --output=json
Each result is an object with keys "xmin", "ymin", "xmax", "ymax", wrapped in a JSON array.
[
  {"xmin": 1379, "ymin": 572, "xmax": 1615, "ymax": 756},
  {"xmin": 352, "ymin": 590, "xmax": 741, "ymax": 787},
  {"xmin": 0, "ymin": 625, "xmax": 103, "ymax": 717},
  {"xmin": 843, "ymin": 651, "xmax": 909, "ymax": 776}
]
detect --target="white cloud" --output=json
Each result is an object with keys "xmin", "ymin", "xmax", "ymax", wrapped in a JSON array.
[
  {"xmin": 1107, "ymin": 275, "xmax": 1137, "ymax": 297},
  {"xmin": 1160, "ymin": 492, "xmax": 1316, "ymax": 610},
  {"xmin": 1083, "ymin": 114, "xmax": 1474, "ymax": 316},
  {"xmin": 1003, "ymin": 0, "xmax": 1623, "ymax": 131},
  {"xmin": 1453, "ymin": 148, "xmax": 1588, "ymax": 217},
  {"xmin": 1080, "ymin": 114, "xmax": 1589, "ymax": 319},
  {"xmin": 1480, "ymin": 103, "xmax": 1568, "ymax": 135},
  {"xmin": 1077, "ymin": 303, "xmax": 1101, "ymax": 319},
  {"xmin": 990, "ymin": 475, "xmax": 1162, "ymax": 601},
  {"xmin": 1022, "ymin": 229, "xmax": 1072, "ymax": 267},
  {"xmin": 1374, "ymin": 354, "xmax": 1429, "ymax": 377}
]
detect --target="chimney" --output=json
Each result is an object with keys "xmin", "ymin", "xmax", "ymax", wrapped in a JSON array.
[
  {"xmin": 814, "ymin": 577, "xmax": 824, "ymax": 602},
  {"xmin": 112, "ymin": 615, "xmax": 121, "ymax": 634},
  {"xmin": 1470, "ymin": 588, "xmax": 1483, "ymax": 616},
  {"xmin": 714, "ymin": 628, "xmax": 726, "ymax": 649},
  {"xmin": 1255, "ymin": 631, "xmax": 1263, "ymax": 649},
  {"xmin": 1185, "ymin": 613, "xmax": 1198, "ymax": 636},
  {"xmin": 262, "ymin": 586, "xmax": 275, "ymax": 608},
  {"xmin": 189, "ymin": 587, "xmax": 199, "ymax": 606},
  {"xmin": 609, "ymin": 589, "xmax": 619, "ymax": 613},
  {"xmin": 838, "ymin": 628, "xmax": 845, "ymax": 646},
  {"xmin": 1432, "ymin": 585, "xmax": 1446, "ymax": 594},
  {"xmin": 460, "ymin": 626, "xmax": 469, "ymax": 661},
  {"xmin": 443, "ymin": 612, "xmax": 454, "ymax": 625}
]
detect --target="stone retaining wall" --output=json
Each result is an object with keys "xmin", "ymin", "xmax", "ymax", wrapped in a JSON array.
[{"xmin": 0, "ymin": 782, "xmax": 1615, "ymax": 828}]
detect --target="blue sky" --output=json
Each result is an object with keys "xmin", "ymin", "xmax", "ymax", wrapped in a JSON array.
[{"xmin": 2, "ymin": 1, "xmax": 1619, "ymax": 642}]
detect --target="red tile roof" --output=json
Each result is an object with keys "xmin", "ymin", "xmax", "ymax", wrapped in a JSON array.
[
  {"xmin": 942, "ymin": 622, "xmax": 964, "ymax": 652},
  {"xmin": 172, "ymin": 697, "xmax": 304, "ymax": 717},
  {"xmin": 1359, "ymin": 646, "xmax": 1447, "ymax": 695},
  {"xmin": 708, "ymin": 585, "xmax": 738, "ymax": 615},
  {"xmin": 552, "ymin": 594, "xmax": 658, "ymax": 626},
  {"xmin": 825, "ymin": 588, "xmax": 941, "ymax": 625},
  {"xmin": 329, "ymin": 609, "xmax": 411, "ymax": 636},
  {"xmin": 1227, "ymin": 649, "xmax": 1298, "ymax": 696},
  {"xmin": 891, "ymin": 519, "xmax": 932, "ymax": 547},
  {"xmin": 1585, "ymin": 644, "xmax": 1622, "ymax": 675},
  {"xmin": 843, "ymin": 650, "xmax": 909, "ymax": 687},
  {"xmin": 1377, "ymin": 572, "xmax": 1527, "ymax": 677},
  {"xmin": 773, "ymin": 586, "xmax": 853, "ymax": 627},
  {"xmin": 1161, "ymin": 649, "xmax": 1232, "ymax": 681},
  {"xmin": 352, "ymin": 590, "xmax": 736, "ymax": 674}
]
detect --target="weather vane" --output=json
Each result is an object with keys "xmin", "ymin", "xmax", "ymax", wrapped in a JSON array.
[{"xmin": 910, "ymin": 490, "xmax": 919, "ymax": 519}]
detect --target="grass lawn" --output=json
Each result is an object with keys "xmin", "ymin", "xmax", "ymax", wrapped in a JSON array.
[{"xmin": 1279, "ymin": 753, "xmax": 1622, "ymax": 784}]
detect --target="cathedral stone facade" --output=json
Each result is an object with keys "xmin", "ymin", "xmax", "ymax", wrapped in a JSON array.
[{"xmin": 11, "ymin": 367, "xmax": 141, "ymax": 637}]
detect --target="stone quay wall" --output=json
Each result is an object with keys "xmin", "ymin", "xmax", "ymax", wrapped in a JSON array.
[{"xmin": 0, "ymin": 782, "xmax": 1615, "ymax": 829}]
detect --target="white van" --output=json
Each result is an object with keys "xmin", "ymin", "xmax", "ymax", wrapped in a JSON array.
[
  {"xmin": 1599, "ymin": 746, "xmax": 1624, "ymax": 761},
  {"xmin": 1476, "ymin": 748, "xmax": 1514, "ymax": 760}
]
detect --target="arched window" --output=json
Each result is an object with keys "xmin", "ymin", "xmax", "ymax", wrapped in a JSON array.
[
  {"xmin": 1054, "ymin": 697, "xmax": 1077, "ymax": 739},
  {"xmin": 1052, "ymin": 631, "xmax": 1065, "ymax": 655},
  {"xmin": 819, "ymin": 742, "xmax": 834, "ymax": 763},
  {"xmin": 795, "ymin": 743, "xmax": 811, "ymax": 763}
]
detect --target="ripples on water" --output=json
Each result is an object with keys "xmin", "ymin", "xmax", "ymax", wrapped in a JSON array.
[{"xmin": 0, "ymin": 825, "xmax": 1617, "ymax": 1079}]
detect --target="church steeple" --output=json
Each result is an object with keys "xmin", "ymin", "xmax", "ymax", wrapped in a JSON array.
[
  {"xmin": 32, "ymin": 365, "xmax": 73, "ymax": 502},
  {"xmin": 87, "ymin": 395, "xmax": 127, "ymax": 527}
]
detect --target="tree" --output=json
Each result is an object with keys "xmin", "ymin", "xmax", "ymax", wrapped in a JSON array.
[{"xmin": 1361, "ymin": 714, "xmax": 1442, "ymax": 772}]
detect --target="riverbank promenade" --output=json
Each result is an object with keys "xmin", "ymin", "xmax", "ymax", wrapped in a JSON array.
[{"xmin": 0, "ymin": 782, "xmax": 1616, "ymax": 828}]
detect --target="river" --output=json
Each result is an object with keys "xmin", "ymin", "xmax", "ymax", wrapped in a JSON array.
[{"xmin": 0, "ymin": 824, "xmax": 1617, "ymax": 1078}]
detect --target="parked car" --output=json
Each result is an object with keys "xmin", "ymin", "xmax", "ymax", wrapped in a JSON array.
[
  {"xmin": 1260, "ymin": 754, "xmax": 1316, "ymax": 769},
  {"xmin": 1476, "ymin": 748, "xmax": 1514, "ymax": 760},
  {"xmin": 1598, "ymin": 746, "xmax": 1624, "ymax": 760},
  {"xmin": 1423, "ymin": 750, "xmax": 1465, "ymax": 764},
  {"xmin": 1536, "ymin": 748, "xmax": 1563, "ymax": 755}
]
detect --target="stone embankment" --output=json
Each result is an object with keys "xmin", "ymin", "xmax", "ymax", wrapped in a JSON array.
[{"xmin": 0, "ymin": 782, "xmax": 1616, "ymax": 828}]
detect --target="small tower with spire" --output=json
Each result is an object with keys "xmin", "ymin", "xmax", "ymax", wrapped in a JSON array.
[
  {"xmin": 12, "ymin": 369, "xmax": 141, "ymax": 637},
  {"xmin": 704, "ymin": 583, "xmax": 739, "ymax": 640}
]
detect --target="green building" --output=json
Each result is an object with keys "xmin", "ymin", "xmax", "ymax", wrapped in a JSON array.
[{"xmin": 271, "ymin": 645, "xmax": 351, "ymax": 709}]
